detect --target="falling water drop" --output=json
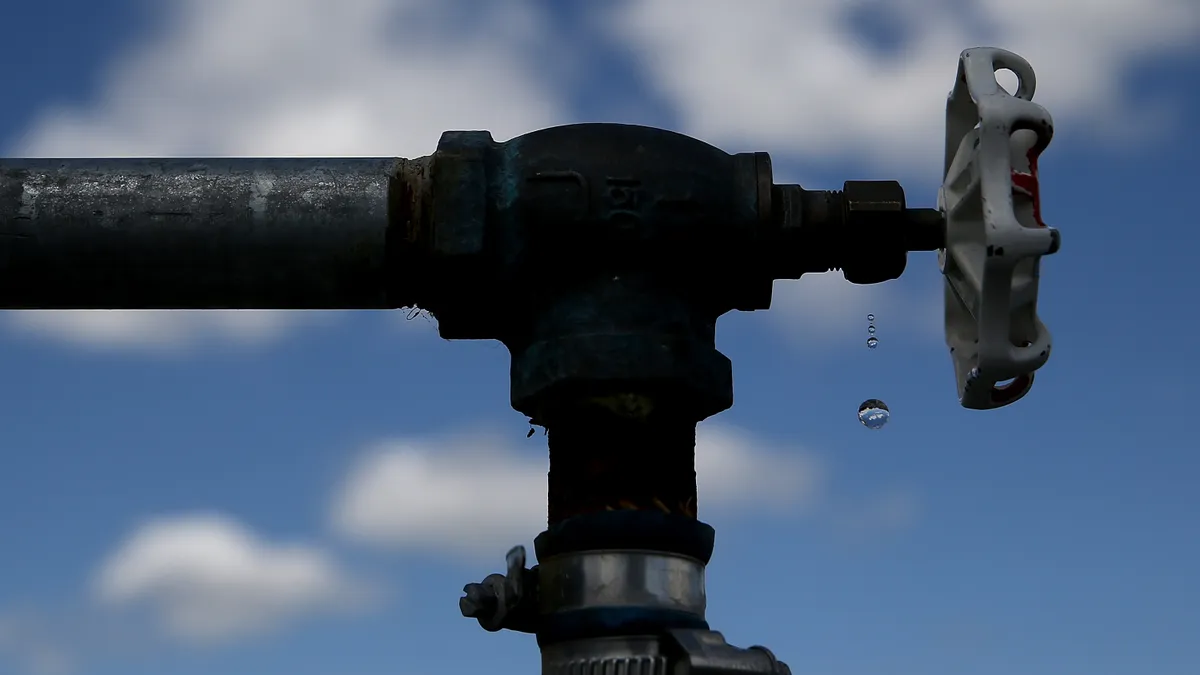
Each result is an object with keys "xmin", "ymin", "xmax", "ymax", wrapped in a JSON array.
[
  {"xmin": 857, "ymin": 399, "xmax": 890, "ymax": 430},
  {"xmin": 867, "ymin": 313, "xmax": 875, "ymax": 322},
  {"xmin": 867, "ymin": 325, "xmax": 876, "ymax": 334},
  {"xmin": 867, "ymin": 336, "xmax": 879, "ymax": 349}
]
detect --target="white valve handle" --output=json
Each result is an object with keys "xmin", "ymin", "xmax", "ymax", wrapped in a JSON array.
[{"xmin": 939, "ymin": 48, "xmax": 1061, "ymax": 410}]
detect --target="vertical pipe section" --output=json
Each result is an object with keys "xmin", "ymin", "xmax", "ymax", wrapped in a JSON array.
[
  {"xmin": 0, "ymin": 158, "xmax": 405, "ymax": 308},
  {"xmin": 546, "ymin": 406, "xmax": 699, "ymax": 526}
]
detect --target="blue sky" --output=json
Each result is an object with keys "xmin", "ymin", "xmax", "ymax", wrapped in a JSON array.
[{"xmin": 1, "ymin": 1, "xmax": 1198, "ymax": 674}]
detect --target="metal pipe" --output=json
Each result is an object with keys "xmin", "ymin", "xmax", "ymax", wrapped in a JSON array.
[
  {"xmin": 546, "ymin": 409, "xmax": 699, "ymax": 525},
  {"xmin": 0, "ymin": 158, "xmax": 410, "ymax": 308}
]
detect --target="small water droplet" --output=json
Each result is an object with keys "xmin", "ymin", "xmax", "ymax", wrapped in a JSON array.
[
  {"xmin": 867, "ymin": 325, "xmax": 876, "ymax": 334},
  {"xmin": 867, "ymin": 314, "xmax": 875, "ymax": 322},
  {"xmin": 867, "ymin": 336, "xmax": 878, "ymax": 349},
  {"xmin": 858, "ymin": 399, "xmax": 890, "ymax": 430}
]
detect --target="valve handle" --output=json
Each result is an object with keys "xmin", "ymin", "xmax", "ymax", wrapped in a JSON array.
[{"xmin": 938, "ymin": 47, "xmax": 1062, "ymax": 410}]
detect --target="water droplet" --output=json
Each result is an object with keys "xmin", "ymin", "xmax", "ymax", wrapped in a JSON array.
[
  {"xmin": 867, "ymin": 336, "xmax": 879, "ymax": 349},
  {"xmin": 867, "ymin": 314, "xmax": 875, "ymax": 322},
  {"xmin": 858, "ymin": 399, "xmax": 890, "ymax": 430},
  {"xmin": 867, "ymin": 325, "xmax": 876, "ymax": 334}
]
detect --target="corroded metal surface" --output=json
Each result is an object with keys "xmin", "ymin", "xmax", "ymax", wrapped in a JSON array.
[{"xmin": 0, "ymin": 158, "xmax": 410, "ymax": 308}]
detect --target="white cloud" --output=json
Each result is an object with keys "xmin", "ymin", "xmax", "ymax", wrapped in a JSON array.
[
  {"xmin": 767, "ymin": 272, "xmax": 942, "ymax": 345},
  {"xmin": 694, "ymin": 424, "xmax": 824, "ymax": 513},
  {"xmin": 604, "ymin": 0, "xmax": 1200, "ymax": 173},
  {"xmin": 0, "ymin": 606, "xmax": 150, "ymax": 675},
  {"xmin": 13, "ymin": 0, "xmax": 565, "ymax": 158},
  {"xmin": 92, "ymin": 514, "xmax": 372, "ymax": 644},
  {"xmin": 328, "ymin": 423, "xmax": 826, "ymax": 559},
  {"xmin": 329, "ymin": 432, "xmax": 549, "ymax": 559},
  {"xmin": 0, "ymin": 613, "xmax": 75, "ymax": 675},
  {"xmin": 5, "ymin": 310, "xmax": 338, "ymax": 352}
]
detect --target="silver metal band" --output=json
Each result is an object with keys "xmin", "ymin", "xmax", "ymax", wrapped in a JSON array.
[{"xmin": 537, "ymin": 549, "xmax": 707, "ymax": 617}]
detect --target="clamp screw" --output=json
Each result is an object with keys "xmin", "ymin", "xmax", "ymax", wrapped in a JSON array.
[
  {"xmin": 459, "ymin": 582, "xmax": 498, "ymax": 618},
  {"xmin": 458, "ymin": 545, "xmax": 530, "ymax": 632}
]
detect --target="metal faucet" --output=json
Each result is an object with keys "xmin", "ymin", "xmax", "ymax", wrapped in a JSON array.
[{"xmin": 0, "ymin": 48, "xmax": 1060, "ymax": 674}]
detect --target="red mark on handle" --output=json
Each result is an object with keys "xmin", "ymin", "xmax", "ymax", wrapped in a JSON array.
[{"xmin": 1011, "ymin": 147, "xmax": 1045, "ymax": 228}]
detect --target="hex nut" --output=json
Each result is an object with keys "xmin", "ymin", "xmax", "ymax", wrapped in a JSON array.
[
  {"xmin": 841, "ymin": 180, "xmax": 907, "ymax": 284},
  {"xmin": 843, "ymin": 180, "xmax": 905, "ymax": 213}
]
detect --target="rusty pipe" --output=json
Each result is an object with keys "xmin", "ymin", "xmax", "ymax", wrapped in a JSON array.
[{"xmin": 0, "ymin": 157, "xmax": 430, "ymax": 309}]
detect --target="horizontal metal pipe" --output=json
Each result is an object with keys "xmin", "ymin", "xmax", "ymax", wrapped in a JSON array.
[{"xmin": 0, "ymin": 158, "xmax": 409, "ymax": 308}]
